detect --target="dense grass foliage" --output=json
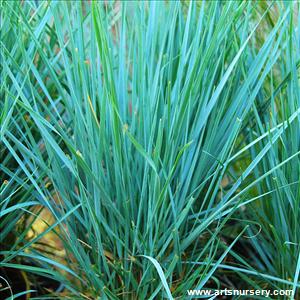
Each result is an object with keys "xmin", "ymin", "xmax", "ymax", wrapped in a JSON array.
[{"xmin": 1, "ymin": 1, "xmax": 299, "ymax": 299}]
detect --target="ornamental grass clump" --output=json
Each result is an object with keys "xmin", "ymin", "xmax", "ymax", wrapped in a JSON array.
[{"xmin": 1, "ymin": 1, "xmax": 299, "ymax": 299}]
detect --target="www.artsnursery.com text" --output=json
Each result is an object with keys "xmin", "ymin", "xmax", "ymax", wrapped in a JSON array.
[{"xmin": 187, "ymin": 288, "xmax": 294, "ymax": 298}]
